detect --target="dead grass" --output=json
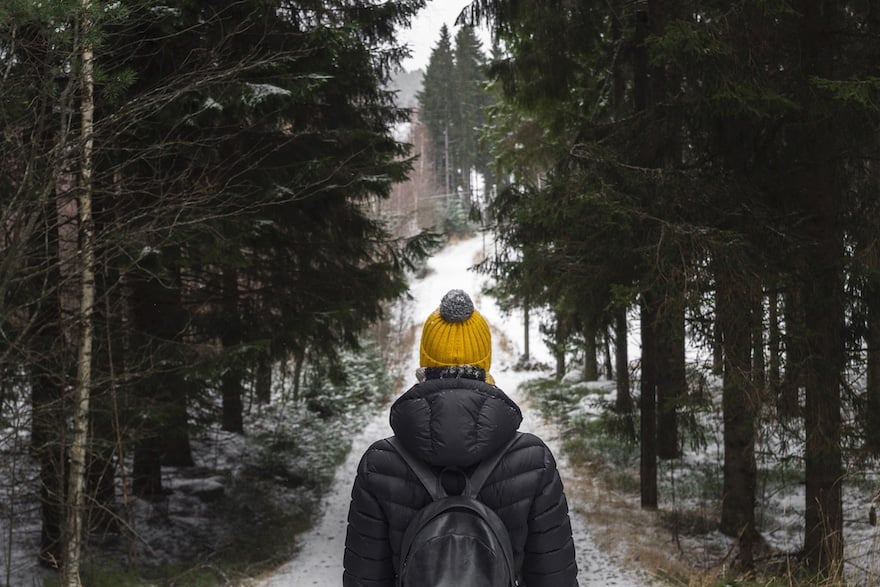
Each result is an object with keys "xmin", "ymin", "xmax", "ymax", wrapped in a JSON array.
[
  {"xmin": 561, "ymin": 461, "xmax": 699, "ymax": 585},
  {"xmin": 558, "ymin": 445, "xmax": 855, "ymax": 587}
]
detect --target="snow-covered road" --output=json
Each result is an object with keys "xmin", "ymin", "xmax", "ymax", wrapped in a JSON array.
[{"xmin": 256, "ymin": 236, "xmax": 651, "ymax": 587}]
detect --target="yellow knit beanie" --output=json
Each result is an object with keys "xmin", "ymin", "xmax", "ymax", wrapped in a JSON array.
[{"xmin": 419, "ymin": 289, "xmax": 492, "ymax": 381}]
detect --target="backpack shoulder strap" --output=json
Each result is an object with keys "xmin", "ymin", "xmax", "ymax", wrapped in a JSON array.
[
  {"xmin": 387, "ymin": 436, "xmax": 445, "ymax": 500},
  {"xmin": 466, "ymin": 432, "xmax": 523, "ymax": 498}
]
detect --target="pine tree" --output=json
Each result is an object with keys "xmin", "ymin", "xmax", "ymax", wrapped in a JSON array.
[
  {"xmin": 2, "ymin": 0, "xmax": 431, "ymax": 570},
  {"xmin": 462, "ymin": 0, "xmax": 880, "ymax": 576},
  {"xmin": 418, "ymin": 25, "xmax": 457, "ymax": 197},
  {"xmin": 452, "ymin": 25, "xmax": 490, "ymax": 207}
]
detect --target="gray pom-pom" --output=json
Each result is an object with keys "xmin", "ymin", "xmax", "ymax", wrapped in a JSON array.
[{"xmin": 439, "ymin": 289, "xmax": 474, "ymax": 322}]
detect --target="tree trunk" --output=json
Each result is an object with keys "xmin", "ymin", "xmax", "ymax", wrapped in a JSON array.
[
  {"xmin": 614, "ymin": 306, "xmax": 636, "ymax": 441},
  {"xmin": 33, "ymin": 368, "xmax": 66, "ymax": 568},
  {"xmin": 85, "ymin": 187, "xmax": 127, "ymax": 536},
  {"xmin": 656, "ymin": 295, "xmax": 684, "ymax": 460},
  {"xmin": 221, "ymin": 266, "xmax": 244, "ymax": 432},
  {"xmin": 132, "ymin": 439, "xmax": 162, "ymax": 498},
  {"xmin": 159, "ymin": 250, "xmax": 193, "ymax": 467},
  {"xmin": 866, "ymin": 284, "xmax": 880, "ymax": 454},
  {"xmin": 802, "ymin": 257, "xmax": 844, "ymax": 577},
  {"xmin": 800, "ymin": 187, "xmax": 844, "ymax": 578},
  {"xmin": 292, "ymin": 350, "xmax": 305, "ymax": 403},
  {"xmin": 634, "ymin": 0, "xmax": 659, "ymax": 509},
  {"xmin": 712, "ymin": 318, "xmax": 724, "ymax": 376},
  {"xmin": 256, "ymin": 349, "xmax": 272, "ymax": 404},
  {"xmin": 31, "ymin": 201, "xmax": 67, "ymax": 568},
  {"xmin": 130, "ymin": 246, "xmax": 192, "ymax": 489},
  {"xmin": 864, "ymin": 159, "xmax": 880, "ymax": 455},
  {"xmin": 799, "ymin": 3, "xmax": 844, "ymax": 576},
  {"xmin": 523, "ymin": 300, "xmax": 530, "ymax": 363},
  {"xmin": 717, "ymin": 268, "xmax": 758, "ymax": 568},
  {"xmin": 86, "ymin": 388, "xmax": 118, "ymax": 535},
  {"xmin": 62, "ymin": 8, "xmax": 96, "ymax": 581},
  {"xmin": 750, "ymin": 288, "xmax": 766, "ymax": 395},
  {"xmin": 161, "ymin": 378, "xmax": 195, "ymax": 467},
  {"xmin": 553, "ymin": 311, "xmax": 568, "ymax": 381},
  {"xmin": 583, "ymin": 325, "xmax": 599, "ymax": 381},
  {"xmin": 602, "ymin": 329, "xmax": 613, "ymax": 380},
  {"xmin": 639, "ymin": 294, "xmax": 658, "ymax": 509}
]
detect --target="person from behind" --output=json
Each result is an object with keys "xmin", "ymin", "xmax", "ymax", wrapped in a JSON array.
[{"xmin": 343, "ymin": 289, "xmax": 578, "ymax": 586}]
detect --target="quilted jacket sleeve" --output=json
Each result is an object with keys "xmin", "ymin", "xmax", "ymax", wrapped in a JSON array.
[
  {"xmin": 522, "ymin": 446, "xmax": 579, "ymax": 587},
  {"xmin": 343, "ymin": 447, "xmax": 394, "ymax": 587}
]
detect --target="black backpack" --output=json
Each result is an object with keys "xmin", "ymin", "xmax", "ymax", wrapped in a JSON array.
[{"xmin": 388, "ymin": 433, "xmax": 522, "ymax": 587}]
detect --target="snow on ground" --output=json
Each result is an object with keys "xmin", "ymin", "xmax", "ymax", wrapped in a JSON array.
[{"xmin": 255, "ymin": 235, "xmax": 653, "ymax": 586}]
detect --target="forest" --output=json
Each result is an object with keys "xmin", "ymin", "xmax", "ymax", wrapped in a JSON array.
[
  {"xmin": 456, "ymin": 0, "xmax": 880, "ymax": 585},
  {"xmin": 2, "ymin": 0, "xmax": 880, "ymax": 586},
  {"xmin": 0, "ymin": 1, "xmax": 434, "ymax": 585}
]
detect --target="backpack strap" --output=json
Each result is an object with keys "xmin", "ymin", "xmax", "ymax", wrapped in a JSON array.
[
  {"xmin": 387, "ymin": 437, "xmax": 446, "ymax": 500},
  {"xmin": 466, "ymin": 432, "xmax": 522, "ymax": 498},
  {"xmin": 388, "ymin": 432, "xmax": 523, "ymax": 501}
]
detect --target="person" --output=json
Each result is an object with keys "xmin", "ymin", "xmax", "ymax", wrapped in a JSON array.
[{"xmin": 343, "ymin": 289, "xmax": 579, "ymax": 586}]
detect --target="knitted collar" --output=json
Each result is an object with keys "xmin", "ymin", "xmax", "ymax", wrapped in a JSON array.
[{"xmin": 416, "ymin": 365, "xmax": 487, "ymax": 382}]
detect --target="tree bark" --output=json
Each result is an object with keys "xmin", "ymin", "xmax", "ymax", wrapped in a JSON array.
[
  {"xmin": 866, "ymin": 282, "xmax": 880, "ymax": 454},
  {"xmin": 656, "ymin": 295, "xmax": 684, "ymax": 460},
  {"xmin": 159, "ymin": 249, "xmax": 193, "ymax": 467},
  {"xmin": 221, "ymin": 266, "xmax": 244, "ymax": 432},
  {"xmin": 33, "ymin": 366, "xmax": 66, "ymax": 568},
  {"xmin": 639, "ymin": 295, "xmax": 658, "ymax": 509},
  {"xmin": 130, "ymin": 246, "xmax": 192, "ymax": 491},
  {"xmin": 553, "ymin": 311, "xmax": 568, "ymax": 381},
  {"xmin": 602, "ymin": 330, "xmax": 613, "ymax": 380},
  {"xmin": 717, "ymin": 268, "xmax": 758, "ymax": 568},
  {"xmin": 256, "ymin": 349, "xmax": 272, "ymax": 404},
  {"xmin": 62, "ymin": 5, "xmax": 96, "ymax": 581},
  {"xmin": 85, "ymin": 180, "xmax": 127, "ymax": 536},
  {"xmin": 132, "ymin": 440, "xmax": 162, "ymax": 498},
  {"xmin": 802, "ymin": 245, "xmax": 844, "ymax": 577},
  {"xmin": 614, "ymin": 305, "xmax": 636, "ymax": 441},
  {"xmin": 583, "ymin": 324, "xmax": 599, "ymax": 381},
  {"xmin": 864, "ymin": 166, "xmax": 880, "ymax": 455},
  {"xmin": 292, "ymin": 350, "xmax": 304, "ymax": 403},
  {"xmin": 633, "ymin": 0, "xmax": 658, "ymax": 509},
  {"xmin": 799, "ymin": 2, "xmax": 844, "ymax": 576},
  {"xmin": 30, "ymin": 202, "xmax": 67, "ymax": 568},
  {"xmin": 750, "ymin": 288, "xmax": 766, "ymax": 395},
  {"xmin": 800, "ymin": 181, "xmax": 844, "ymax": 578}
]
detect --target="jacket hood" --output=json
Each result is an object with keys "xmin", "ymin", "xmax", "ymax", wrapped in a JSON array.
[{"xmin": 389, "ymin": 377, "xmax": 523, "ymax": 467}]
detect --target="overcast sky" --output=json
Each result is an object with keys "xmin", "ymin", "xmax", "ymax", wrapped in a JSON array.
[{"xmin": 398, "ymin": 0, "xmax": 492, "ymax": 72}]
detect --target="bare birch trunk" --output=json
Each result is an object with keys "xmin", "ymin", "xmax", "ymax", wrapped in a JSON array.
[{"xmin": 62, "ymin": 3, "xmax": 96, "ymax": 585}]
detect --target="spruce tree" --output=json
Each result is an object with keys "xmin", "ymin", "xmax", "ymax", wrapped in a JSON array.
[
  {"xmin": 452, "ymin": 25, "xmax": 490, "ymax": 207},
  {"xmin": 418, "ymin": 25, "xmax": 457, "ymax": 196},
  {"xmin": 463, "ymin": 0, "xmax": 880, "ymax": 576},
  {"xmin": 2, "ymin": 0, "xmax": 431, "ymax": 569}
]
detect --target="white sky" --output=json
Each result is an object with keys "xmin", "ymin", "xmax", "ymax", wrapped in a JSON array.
[{"xmin": 398, "ymin": 0, "xmax": 492, "ymax": 72}]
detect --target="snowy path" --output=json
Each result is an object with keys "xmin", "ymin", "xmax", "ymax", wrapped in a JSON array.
[{"xmin": 256, "ymin": 236, "xmax": 650, "ymax": 586}]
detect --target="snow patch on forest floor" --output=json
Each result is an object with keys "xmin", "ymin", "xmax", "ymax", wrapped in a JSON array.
[{"xmin": 5, "ymin": 235, "xmax": 880, "ymax": 586}]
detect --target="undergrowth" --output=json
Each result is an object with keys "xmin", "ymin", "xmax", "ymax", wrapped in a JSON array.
[
  {"xmin": 38, "ymin": 338, "xmax": 394, "ymax": 587},
  {"xmin": 520, "ymin": 373, "xmax": 873, "ymax": 587}
]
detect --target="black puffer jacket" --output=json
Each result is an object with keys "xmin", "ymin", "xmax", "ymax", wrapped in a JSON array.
[{"xmin": 343, "ymin": 373, "xmax": 579, "ymax": 586}]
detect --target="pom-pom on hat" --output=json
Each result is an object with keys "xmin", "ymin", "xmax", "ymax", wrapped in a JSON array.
[{"xmin": 419, "ymin": 289, "xmax": 492, "ymax": 376}]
